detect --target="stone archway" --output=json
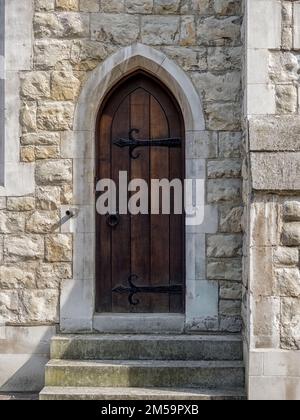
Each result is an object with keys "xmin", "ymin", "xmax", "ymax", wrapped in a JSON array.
[{"xmin": 60, "ymin": 43, "xmax": 213, "ymax": 333}]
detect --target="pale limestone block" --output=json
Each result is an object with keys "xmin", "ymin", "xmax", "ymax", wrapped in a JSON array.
[
  {"xmin": 55, "ymin": 0, "xmax": 79, "ymax": 11},
  {"xmin": 283, "ymin": 201, "xmax": 300, "ymax": 222},
  {"xmin": 45, "ymin": 234, "xmax": 72, "ymax": 262},
  {"xmin": 141, "ymin": 16, "xmax": 180, "ymax": 45},
  {"xmin": 281, "ymin": 297, "xmax": 300, "ymax": 350},
  {"xmin": 247, "ymin": 0, "xmax": 282, "ymax": 49},
  {"xmin": 252, "ymin": 296, "xmax": 281, "ymax": 348},
  {"xmin": 126, "ymin": 0, "xmax": 153, "ymax": 14},
  {"xmin": 207, "ymin": 234, "xmax": 242, "ymax": 258},
  {"xmin": 7, "ymin": 197, "xmax": 35, "ymax": 212},
  {"xmin": 249, "ymin": 200, "xmax": 279, "ymax": 247},
  {"xmin": 251, "ymin": 153, "xmax": 300, "ymax": 191},
  {"xmin": 282, "ymin": 223, "xmax": 300, "ymax": 246},
  {"xmin": 4, "ymin": 235, "xmax": 44, "ymax": 262},
  {"xmin": 249, "ymin": 116, "xmax": 300, "ymax": 151},
  {"xmin": 91, "ymin": 14, "xmax": 139, "ymax": 45},
  {"xmin": 35, "ymin": 160, "xmax": 72, "ymax": 186},
  {"xmin": 247, "ymin": 84, "xmax": 276, "ymax": 115}
]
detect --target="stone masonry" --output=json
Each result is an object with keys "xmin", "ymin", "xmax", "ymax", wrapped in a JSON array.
[
  {"xmin": 243, "ymin": 0, "xmax": 300, "ymax": 399},
  {"xmin": 0, "ymin": 0, "xmax": 244, "ymax": 334}
]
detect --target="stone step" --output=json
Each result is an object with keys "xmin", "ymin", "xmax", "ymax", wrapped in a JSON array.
[
  {"xmin": 40, "ymin": 386, "xmax": 246, "ymax": 401},
  {"xmin": 50, "ymin": 334, "xmax": 243, "ymax": 361},
  {"xmin": 45, "ymin": 360, "xmax": 245, "ymax": 389}
]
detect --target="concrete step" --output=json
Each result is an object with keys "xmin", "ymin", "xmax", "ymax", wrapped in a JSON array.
[
  {"xmin": 50, "ymin": 334, "xmax": 243, "ymax": 361},
  {"xmin": 45, "ymin": 360, "xmax": 245, "ymax": 389},
  {"xmin": 40, "ymin": 386, "xmax": 246, "ymax": 401}
]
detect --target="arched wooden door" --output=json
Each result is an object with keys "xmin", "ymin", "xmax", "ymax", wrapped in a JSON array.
[{"xmin": 96, "ymin": 71, "xmax": 185, "ymax": 314}]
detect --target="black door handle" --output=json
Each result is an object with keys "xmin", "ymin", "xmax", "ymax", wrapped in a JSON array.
[{"xmin": 106, "ymin": 213, "xmax": 120, "ymax": 228}]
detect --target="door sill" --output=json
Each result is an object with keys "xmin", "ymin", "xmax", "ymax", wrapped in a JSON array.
[{"xmin": 93, "ymin": 313, "xmax": 185, "ymax": 334}]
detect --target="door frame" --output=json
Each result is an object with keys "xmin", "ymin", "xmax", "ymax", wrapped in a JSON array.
[
  {"xmin": 59, "ymin": 44, "xmax": 219, "ymax": 334},
  {"xmin": 95, "ymin": 70, "xmax": 186, "ymax": 315}
]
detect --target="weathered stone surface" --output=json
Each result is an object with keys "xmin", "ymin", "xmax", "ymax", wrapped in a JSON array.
[
  {"xmin": 37, "ymin": 102, "xmax": 74, "ymax": 131},
  {"xmin": 282, "ymin": 223, "xmax": 300, "ymax": 246},
  {"xmin": 219, "ymin": 205, "xmax": 243, "ymax": 233},
  {"xmin": 197, "ymin": 16, "xmax": 241, "ymax": 46},
  {"xmin": 207, "ymin": 179, "xmax": 241, "ymax": 203},
  {"xmin": 0, "ymin": 265, "xmax": 36, "ymax": 289},
  {"xmin": 0, "ymin": 291, "xmax": 20, "ymax": 324},
  {"xmin": 70, "ymin": 40, "xmax": 115, "ymax": 71},
  {"xmin": 207, "ymin": 159, "xmax": 241, "ymax": 179},
  {"xmin": 219, "ymin": 299, "xmax": 241, "ymax": 316},
  {"xmin": 7, "ymin": 197, "xmax": 35, "ymax": 212},
  {"xmin": 51, "ymin": 71, "xmax": 81, "ymax": 100},
  {"xmin": 35, "ymin": 145, "xmax": 60, "ymax": 160},
  {"xmin": 283, "ymin": 201, "xmax": 300, "ymax": 222},
  {"xmin": 60, "ymin": 184, "xmax": 73, "ymax": 205},
  {"xmin": 251, "ymin": 153, "xmax": 300, "ymax": 191},
  {"xmin": 275, "ymin": 268, "xmax": 300, "ymax": 298},
  {"xmin": 250, "ymin": 200, "xmax": 279, "ymax": 247},
  {"xmin": 180, "ymin": 15, "xmax": 196, "ymax": 46},
  {"xmin": 35, "ymin": 0, "xmax": 55, "ymax": 12},
  {"xmin": 80, "ymin": 0, "xmax": 99, "ymax": 12},
  {"xmin": 154, "ymin": 0, "xmax": 180, "ymax": 14},
  {"xmin": 20, "ymin": 146, "xmax": 36, "ymax": 163},
  {"xmin": 205, "ymin": 101, "xmax": 241, "ymax": 131},
  {"xmin": 142, "ymin": 16, "xmax": 180, "ymax": 45},
  {"xmin": 34, "ymin": 40, "xmax": 72, "ymax": 69},
  {"xmin": 35, "ymin": 160, "xmax": 72, "ymax": 185},
  {"xmin": 207, "ymin": 259, "xmax": 242, "ymax": 280},
  {"xmin": 45, "ymin": 234, "xmax": 72, "ymax": 262},
  {"xmin": 273, "ymin": 247, "xmax": 299, "ymax": 266},
  {"xmin": 26, "ymin": 211, "xmax": 60, "ymax": 234},
  {"xmin": 101, "ymin": 0, "xmax": 125, "ymax": 13},
  {"xmin": 21, "ymin": 132, "xmax": 60, "ymax": 146},
  {"xmin": 56, "ymin": 0, "xmax": 79, "ymax": 11},
  {"xmin": 18, "ymin": 290, "xmax": 59, "ymax": 323},
  {"xmin": 220, "ymin": 281, "xmax": 242, "ymax": 300},
  {"xmin": 0, "ymin": 212, "xmax": 25, "ymax": 234},
  {"xmin": 249, "ymin": 116, "xmax": 300, "ymax": 151},
  {"xmin": 207, "ymin": 46, "xmax": 242, "ymax": 70},
  {"xmin": 126, "ymin": 0, "xmax": 153, "ymax": 14},
  {"xmin": 213, "ymin": 0, "xmax": 241, "ymax": 16},
  {"xmin": 281, "ymin": 298, "xmax": 300, "ymax": 350},
  {"xmin": 276, "ymin": 85, "xmax": 297, "ymax": 114},
  {"xmin": 21, "ymin": 72, "xmax": 51, "ymax": 99},
  {"xmin": 269, "ymin": 52, "xmax": 299, "ymax": 83},
  {"xmin": 4, "ymin": 236, "xmax": 44, "ymax": 262},
  {"xmin": 219, "ymin": 132, "xmax": 242, "ymax": 158},
  {"xmin": 252, "ymin": 297, "xmax": 281, "ymax": 348},
  {"xmin": 36, "ymin": 263, "xmax": 72, "ymax": 288},
  {"xmin": 34, "ymin": 12, "xmax": 89, "ymax": 39},
  {"xmin": 250, "ymin": 247, "xmax": 275, "ymax": 297},
  {"xmin": 219, "ymin": 316, "xmax": 242, "ymax": 333},
  {"xmin": 192, "ymin": 71, "xmax": 241, "ymax": 102},
  {"xmin": 91, "ymin": 14, "xmax": 139, "ymax": 45},
  {"xmin": 36, "ymin": 186, "xmax": 61, "ymax": 210},
  {"xmin": 207, "ymin": 234, "xmax": 242, "ymax": 258},
  {"xmin": 20, "ymin": 102, "xmax": 37, "ymax": 133},
  {"xmin": 162, "ymin": 46, "xmax": 207, "ymax": 71}
]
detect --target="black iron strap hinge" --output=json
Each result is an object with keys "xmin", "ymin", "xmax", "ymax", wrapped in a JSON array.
[
  {"xmin": 113, "ymin": 275, "xmax": 183, "ymax": 306},
  {"xmin": 113, "ymin": 129, "xmax": 181, "ymax": 159}
]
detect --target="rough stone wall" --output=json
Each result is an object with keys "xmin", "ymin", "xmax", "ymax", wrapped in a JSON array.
[
  {"xmin": 244, "ymin": 0, "xmax": 300, "ymax": 399},
  {"xmin": 0, "ymin": 0, "xmax": 244, "ymax": 334}
]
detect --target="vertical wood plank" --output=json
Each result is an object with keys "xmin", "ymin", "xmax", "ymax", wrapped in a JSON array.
[
  {"xmin": 130, "ymin": 88, "xmax": 151, "ymax": 313},
  {"xmin": 150, "ymin": 96, "xmax": 170, "ymax": 312},
  {"xmin": 111, "ymin": 97, "xmax": 131, "ymax": 312}
]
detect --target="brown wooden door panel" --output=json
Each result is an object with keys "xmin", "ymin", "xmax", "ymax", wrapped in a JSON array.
[{"xmin": 96, "ymin": 72, "xmax": 185, "ymax": 314}]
